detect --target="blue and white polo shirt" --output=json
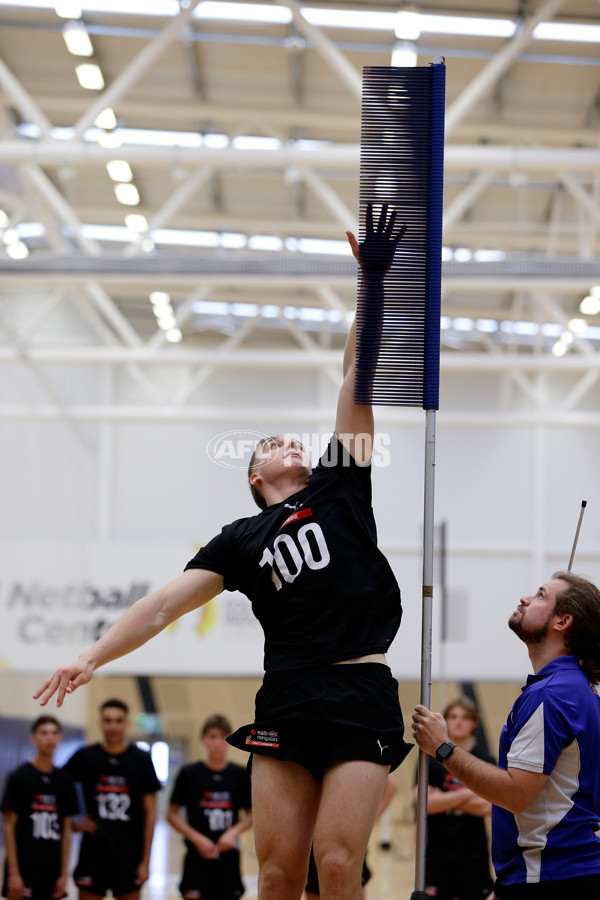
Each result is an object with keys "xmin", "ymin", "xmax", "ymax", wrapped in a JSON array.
[{"xmin": 492, "ymin": 655, "xmax": 600, "ymax": 885}]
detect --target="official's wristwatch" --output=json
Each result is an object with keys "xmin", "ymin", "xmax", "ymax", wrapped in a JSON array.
[{"xmin": 435, "ymin": 740, "xmax": 457, "ymax": 763}]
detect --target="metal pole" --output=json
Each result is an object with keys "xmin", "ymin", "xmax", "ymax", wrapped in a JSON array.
[
  {"xmin": 411, "ymin": 407, "xmax": 437, "ymax": 899},
  {"xmin": 438, "ymin": 519, "xmax": 448, "ymax": 713},
  {"xmin": 567, "ymin": 500, "xmax": 587, "ymax": 571}
]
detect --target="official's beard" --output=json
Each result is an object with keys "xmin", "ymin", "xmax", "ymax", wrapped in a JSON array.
[{"xmin": 508, "ymin": 610, "xmax": 553, "ymax": 645}]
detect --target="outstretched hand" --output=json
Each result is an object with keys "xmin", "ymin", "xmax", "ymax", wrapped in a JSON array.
[
  {"xmin": 33, "ymin": 657, "xmax": 94, "ymax": 708},
  {"xmin": 346, "ymin": 203, "xmax": 406, "ymax": 275}
]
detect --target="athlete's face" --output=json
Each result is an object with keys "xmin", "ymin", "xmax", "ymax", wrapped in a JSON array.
[
  {"xmin": 445, "ymin": 706, "xmax": 477, "ymax": 742},
  {"xmin": 31, "ymin": 723, "xmax": 61, "ymax": 756},
  {"xmin": 508, "ymin": 578, "xmax": 567, "ymax": 644},
  {"xmin": 252, "ymin": 437, "xmax": 311, "ymax": 484},
  {"xmin": 202, "ymin": 728, "xmax": 229, "ymax": 763},
  {"xmin": 100, "ymin": 707, "xmax": 129, "ymax": 746}
]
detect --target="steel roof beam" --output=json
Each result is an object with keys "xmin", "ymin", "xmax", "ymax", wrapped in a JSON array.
[{"xmin": 3, "ymin": 142, "xmax": 600, "ymax": 174}]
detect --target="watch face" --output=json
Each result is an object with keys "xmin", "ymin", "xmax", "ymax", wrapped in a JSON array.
[{"xmin": 436, "ymin": 741, "xmax": 455, "ymax": 761}]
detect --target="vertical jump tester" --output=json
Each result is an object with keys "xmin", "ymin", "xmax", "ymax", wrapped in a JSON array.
[{"xmin": 355, "ymin": 59, "xmax": 446, "ymax": 899}]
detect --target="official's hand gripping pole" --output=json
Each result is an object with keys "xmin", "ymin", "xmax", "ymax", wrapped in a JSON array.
[{"xmin": 355, "ymin": 59, "xmax": 446, "ymax": 899}]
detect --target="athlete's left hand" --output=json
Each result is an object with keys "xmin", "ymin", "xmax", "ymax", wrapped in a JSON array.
[
  {"xmin": 134, "ymin": 863, "xmax": 149, "ymax": 886},
  {"xmin": 412, "ymin": 704, "xmax": 450, "ymax": 757}
]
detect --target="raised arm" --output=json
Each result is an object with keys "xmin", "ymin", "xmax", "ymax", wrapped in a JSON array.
[
  {"xmin": 34, "ymin": 568, "xmax": 224, "ymax": 707},
  {"xmin": 337, "ymin": 203, "xmax": 405, "ymax": 461}
]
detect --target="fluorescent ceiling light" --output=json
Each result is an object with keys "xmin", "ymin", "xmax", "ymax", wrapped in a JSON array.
[
  {"xmin": 473, "ymin": 249, "xmax": 506, "ymax": 262},
  {"xmin": 63, "ymin": 22, "xmax": 94, "ymax": 56},
  {"xmin": 220, "ymin": 232, "xmax": 246, "ymax": 249},
  {"xmin": 534, "ymin": 22, "xmax": 600, "ymax": 43},
  {"xmin": 302, "ymin": 7, "xmax": 395, "ymax": 30},
  {"xmin": 150, "ymin": 291, "xmax": 170, "ymax": 305},
  {"xmin": 453, "ymin": 317, "xmax": 474, "ymax": 332},
  {"xmin": 75, "ymin": 63, "xmax": 105, "ymax": 90},
  {"xmin": 391, "ymin": 41, "xmax": 418, "ymax": 67},
  {"xmin": 248, "ymin": 235, "xmax": 283, "ymax": 252},
  {"xmin": 3, "ymin": 228, "xmax": 19, "ymax": 245},
  {"xmin": 152, "ymin": 229, "xmax": 219, "ymax": 247},
  {"xmin": 106, "ymin": 159, "xmax": 133, "ymax": 182},
  {"xmin": 296, "ymin": 238, "xmax": 352, "ymax": 256},
  {"xmin": 420, "ymin": 14, "xmax": 515, "ymax": 37},
  {"xmin": 512, "ymin": 321, "xmax": 539, "ymax": 336},
  {"xmin": 454, "ymin": 247, "xmax": 473, "ymax": 262},
  {"xmin": 16, "ymin": 222, "xmax": 46, "ymax": 238},
  {"xmin": 580, "ymin": 295, "xmax": 600, "ymax": 315},
  {"xmin": 197, "ymin": 1, "xmax": 291, "ymax": 23},
  {"xmin": 81, "ymin": 224, "xmax": 130, "ymax": 241},
  {"xmin": 476, "ymin": 319, "xmax": 498, "ymax": 333},
  {"xmin": 55, "ymin": 0, "xmax": 82, "ymax": 15},
  {"xmin": 97, "ymin": 130, "xmax": 122, "ymax": 148},
  {"xmin": 232, "ymin": 135, "xmax": 281, "ymax": 150},
  {"xmin": 94, "ymin": 108, "xmax": 117, "ymax": 130},
  {"xmin": 125, "ymin": 213, "xmax": 147, "ymax": 231},
  {"xmin": 230, "ymin": 302, "xmax": 259, "ymax": 317},
  {"xmin": 569, "ymin": 318, "xmax": 587, "ymax": 333},
  {"xmin": 203, "ymin": 133, "xmax": 229, "ymax": 149},
  {"xmin": 192, "ymin": 300, "xmax": 229, "ymax": 316},
  {"xmin": 540, "ymin": 323, "xmax": 562, "ymax": 337},
  {"xmin": 152, "ymin": 302, "xmax": 172, "ymax": 318},
  {"xmin": 114, "ymin": 182, "xmax": 140, "ymax": 205},
  {"xmin": 395, "ymin": 9, "xmax": 421, "ymax": 41},
  {"xmin": 6, "ymin": 241, "xmax": 29, "ymax": 259},
  {"xmin": 157, "ymin": 314, "xmax": 176, "ymax": 330}
]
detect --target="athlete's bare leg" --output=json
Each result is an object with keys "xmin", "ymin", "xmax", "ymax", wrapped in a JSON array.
[
  {"xmin": 79, "ymin": 891, "xmax": 107, "ymax": 900},
  {"xmin": 312, "ymin": 761, "xmax": 389, "ymax": 900},
  {"xmin": 116, "ymin": 893, "xmax": 141, "ymax": 900},
  {"xmin": 252, "ymin": 756, "xmax": 321, "ymax": 900}
]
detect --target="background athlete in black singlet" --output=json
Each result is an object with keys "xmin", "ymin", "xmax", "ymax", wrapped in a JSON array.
[
  {"xmin": 2, "ymin": 716, "xmax": 77, "ymax": 900},
  {"xmin": 63, "ymin": 699, "xmax": 161, "ymax": 900}
]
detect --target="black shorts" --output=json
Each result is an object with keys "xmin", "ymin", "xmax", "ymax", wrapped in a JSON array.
[
  {"xmin": 494, "ymin": 873, "xmax": 600, "ymax": 899},
  {"xmin": 179, "ymin": 849, "xmax": 244, "ymax": 900},
  {"xmin": 227, "ymin": 662, "xmax": 413, "ymax": 780},
  {"xmin": 73, "ymin": 853, "xmax": 139, "ymax": 898},
  {"xmin": 305, "ymin": 847, "xmax": 371, "ymax": 893}
]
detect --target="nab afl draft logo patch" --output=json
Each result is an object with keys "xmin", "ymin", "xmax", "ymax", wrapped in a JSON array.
[{"xmin": 245, "ymin": 728, "xmax": 280, "ymax": 748}]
